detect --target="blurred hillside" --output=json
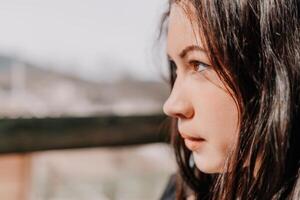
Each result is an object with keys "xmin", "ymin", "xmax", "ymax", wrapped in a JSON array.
[{"xmin": 0, "ymin": 55, "xmax": 169, "ymax": 118}]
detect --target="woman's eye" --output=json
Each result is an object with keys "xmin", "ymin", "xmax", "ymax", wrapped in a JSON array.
[{"xmin": 189, "ymin": 60, "xmax": 210, "ymax": 72}]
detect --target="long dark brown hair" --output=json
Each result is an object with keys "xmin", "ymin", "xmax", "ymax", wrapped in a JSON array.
[{"xmin": 161, "ymin": 0, "xmax": 300, "ymax": 199}]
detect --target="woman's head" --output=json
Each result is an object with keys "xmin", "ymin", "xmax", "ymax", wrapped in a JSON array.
[
  {"xmin": 163, "ymin": 2, "xmax": 240, "ymax": 174},
  {"xmin": 162, "ymin": 0, "xmax": 300, "ymax": 199}
]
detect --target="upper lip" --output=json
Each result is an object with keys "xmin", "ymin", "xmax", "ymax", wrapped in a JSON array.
[{"xmin": 178, "ymin": 131, "xmax": 205, "ymax": 141}]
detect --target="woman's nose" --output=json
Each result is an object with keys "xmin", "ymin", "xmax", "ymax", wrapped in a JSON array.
[{"xmin": 163, "ymin": 84, "xmax": 194, "ymax": 119}]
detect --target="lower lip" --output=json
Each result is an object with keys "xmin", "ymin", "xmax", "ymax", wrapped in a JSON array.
[{"xmin": 184, "ymin": 138, "xmax": 204, "ymax": 151}]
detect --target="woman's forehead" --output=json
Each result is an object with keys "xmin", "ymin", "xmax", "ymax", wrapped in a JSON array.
[{"xmin": 167, "ymin": 3, "xmax": 204, "ymax": 58}]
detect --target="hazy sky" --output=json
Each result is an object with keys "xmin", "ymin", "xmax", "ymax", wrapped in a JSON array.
[{"xmin": 0, "ymin": 0, "xmax": 169, "ymax": 82}]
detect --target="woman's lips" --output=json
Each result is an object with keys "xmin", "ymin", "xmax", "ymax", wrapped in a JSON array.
[
  {"xmin": 184, "ymin": 138, "xmax": 204, "ymax": 151},
  {"xmin": 179, "ymin": 132, "xmax": 205, "ymax": 151}
]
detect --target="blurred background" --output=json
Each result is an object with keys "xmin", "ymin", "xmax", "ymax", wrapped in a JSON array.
[{"xmin": 0, "ymin": 0, "xmax": 176, "ymax": 199}]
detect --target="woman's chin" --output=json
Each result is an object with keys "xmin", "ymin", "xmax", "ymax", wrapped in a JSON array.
[{"xmin": 193, "ymin": 153, "xmax": 223, "ymax": 174}]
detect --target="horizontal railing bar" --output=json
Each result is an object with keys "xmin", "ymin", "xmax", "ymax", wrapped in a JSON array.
[{"xmin": 0, "ymin": 114, "xmax": 171, "ymax": 154}]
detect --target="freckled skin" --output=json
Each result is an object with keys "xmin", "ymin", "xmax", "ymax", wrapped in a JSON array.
[{"xmin": 163, "ymin": 4, "xmax": 240, "ymax": 174}]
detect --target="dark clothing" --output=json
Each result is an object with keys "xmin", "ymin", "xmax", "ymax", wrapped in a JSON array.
[{"xmin": 160, "ymin": 174, "xmax": 176, "ymax": 200}]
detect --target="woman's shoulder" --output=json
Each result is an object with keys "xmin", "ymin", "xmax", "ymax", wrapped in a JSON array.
[{"xmin": 160, "ymin": 173, "xmax": 176, "ymax": 200}]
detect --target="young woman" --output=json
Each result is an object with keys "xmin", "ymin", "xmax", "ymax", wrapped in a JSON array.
[{"xmin": 160, "ymin": 0, "xmax": 300, "ymax": 199}]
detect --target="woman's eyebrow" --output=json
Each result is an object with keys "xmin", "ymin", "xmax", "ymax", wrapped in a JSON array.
[{"xmin": 179, "ymin": 45, "xmax": 206, "ymax": 58}]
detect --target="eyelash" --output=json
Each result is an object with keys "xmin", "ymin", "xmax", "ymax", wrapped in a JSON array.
[
  {"xmin": 188, "ymin": 60, "xmax": 210, "ymax": 72},
  {"xmin": 169, "ymin": 59, "xmax": 210, "ymax": 74}
]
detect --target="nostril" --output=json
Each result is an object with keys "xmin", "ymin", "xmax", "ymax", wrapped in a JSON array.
[{"xmin": 175, "ymin": 113, "xmax": 188, "ymax": 119}]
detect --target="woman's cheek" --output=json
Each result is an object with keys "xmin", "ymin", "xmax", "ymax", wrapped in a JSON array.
[{"xmin": 191, "ymin": 78, "xmax": 239, "ymax": 173}]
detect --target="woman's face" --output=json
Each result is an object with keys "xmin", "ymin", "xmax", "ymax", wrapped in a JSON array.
[{"xmin": 163, "ymin": 3, "xmax": 240, "ymax": 174}]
